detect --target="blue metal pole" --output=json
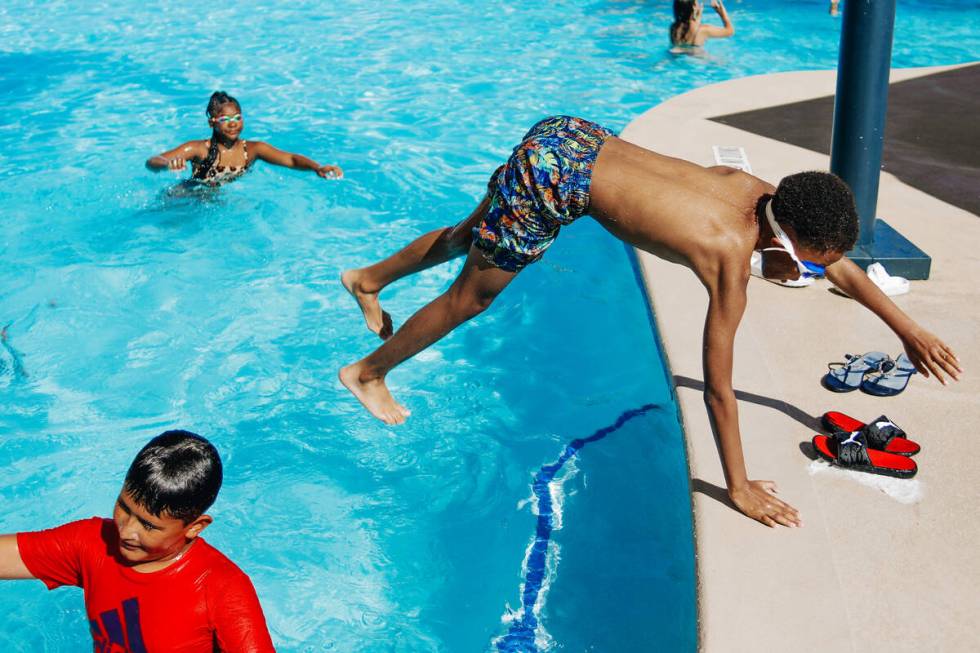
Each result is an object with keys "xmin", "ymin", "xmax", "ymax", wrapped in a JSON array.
[{"xmin": 829, "ymin": 0, "xmax": 897, "ymax": 252}]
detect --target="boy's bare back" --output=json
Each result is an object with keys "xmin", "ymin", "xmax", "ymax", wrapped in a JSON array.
[{"xmin": 589, "ymin": 136, "xmax": 772, "ymax": 281}]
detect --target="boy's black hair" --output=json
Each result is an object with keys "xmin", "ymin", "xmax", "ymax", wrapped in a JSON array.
[
  {"xmin": 771, "ymin": 171, "xmax": 859, "ymax": 253},
  {"xmin": 193, "ymin": 90, "xmax": 240, "ymax": 181},
  {"xmin": 123, "ymin": 430, "xmax": 223, "ymax": 523}
]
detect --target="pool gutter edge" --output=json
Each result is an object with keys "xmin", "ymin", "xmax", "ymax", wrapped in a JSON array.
[{"xmin": 623, "ymin": 244, "xmax": 703, "ymax": 650}]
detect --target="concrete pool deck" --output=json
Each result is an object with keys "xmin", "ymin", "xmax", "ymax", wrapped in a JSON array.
[{"xmin": 622, "ymin": 64, "xmax": 980, "ymax": 653}]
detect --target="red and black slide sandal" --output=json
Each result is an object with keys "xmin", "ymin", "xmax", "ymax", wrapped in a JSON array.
[
  {"xmin": 812, "ymin": 431, "xmax": 917, "ymax": 478},
  {"xmin": 821, "ymin": 412, "xmax": 920, "ymax": 456}
]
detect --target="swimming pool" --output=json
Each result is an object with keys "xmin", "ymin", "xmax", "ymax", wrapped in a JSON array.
[{"xmin": 1, "ymin": 1, "xmax": 976, "ymax": 651}]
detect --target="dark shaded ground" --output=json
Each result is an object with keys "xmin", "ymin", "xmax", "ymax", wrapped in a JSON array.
[{"xmin": 710, "ymin": 63, "xmax": 980, "ymax": 217}]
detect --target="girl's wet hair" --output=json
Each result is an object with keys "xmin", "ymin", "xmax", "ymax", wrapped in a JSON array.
[
  {"xmin": 193, "ymin": 91, "xmax": 240, "ymax": 181},
  {"xmin": 123, "ymin": 430, "xmax": 223, "ymax": 522},
  {"xmin": 671, "ymin": 0, "xmax": 698, "ymax": 45}
]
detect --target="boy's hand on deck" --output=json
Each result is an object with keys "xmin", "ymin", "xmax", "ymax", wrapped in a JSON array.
[
  {"xmin": 729, "ymin": 480, "xmax": 802, "ymax": 528},
  {"xmin": 900, "ymin": 327, "xmax": 962, "ymax": 385}
]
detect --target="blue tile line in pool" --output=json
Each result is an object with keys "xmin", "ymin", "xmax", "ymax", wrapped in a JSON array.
[{"xmin": 493, "ymin": 404, "xmax": 661, "ymax": 652}]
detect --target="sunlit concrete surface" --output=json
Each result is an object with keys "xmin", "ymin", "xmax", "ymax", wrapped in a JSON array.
[{"xmin": 623, "ymin": 64, "xmax": 980, "ymax": 653}]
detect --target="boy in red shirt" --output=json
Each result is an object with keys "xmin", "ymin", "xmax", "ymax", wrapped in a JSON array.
[{"xmin": 0, "ymin": 430, "xmax": 276, "ymax": 652}]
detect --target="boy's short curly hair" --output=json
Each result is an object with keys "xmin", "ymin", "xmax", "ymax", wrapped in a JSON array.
[{"xmin": 771, "ymin": 171, "xmax": 859, "ymax": 253}]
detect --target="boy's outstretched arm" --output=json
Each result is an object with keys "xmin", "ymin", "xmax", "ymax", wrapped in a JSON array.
[
  {"xmin": 249, "ymin": 141, "xmax": 343, "ymax": 179},
  {"xmin": 825, "ymin": 258, "xmax": 962, "ymax": 383},
  {"xmin": 702, "ymin": 262, "xmax": 802, "ymax": 528},
  {"xmin": 0, "ymin": 534, "xmax": 34, "ymax": 579}
]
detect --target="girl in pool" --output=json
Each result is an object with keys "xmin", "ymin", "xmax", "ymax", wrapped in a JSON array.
[
  {"xmin": 669, "ymin": 0, "xmax": 734, "ymax": 53},
  {"xmin": 146, "ymin": 91, "xmax": 343, "ymax": 186}
]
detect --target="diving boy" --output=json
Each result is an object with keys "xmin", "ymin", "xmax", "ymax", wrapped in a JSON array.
[
  {"xmin": 0, "ymin": 431, "xmax": 276, "ymax": 652},
  {"xmin": 339, "ymin": 115, "xmax": 962, "ymax": 528}
]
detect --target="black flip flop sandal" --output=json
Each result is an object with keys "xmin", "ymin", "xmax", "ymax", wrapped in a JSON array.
[{"xmin": 812, "ymin": 430, "xmax": 917, "ymax": 478}]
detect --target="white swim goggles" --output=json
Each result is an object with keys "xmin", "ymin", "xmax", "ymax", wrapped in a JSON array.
[{"xmin": 759, "ymin": 200, "xmax": 827, "ymax": 280}]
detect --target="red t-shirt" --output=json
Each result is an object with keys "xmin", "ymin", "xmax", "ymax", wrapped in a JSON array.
[{"xmin": 17, "ymin": 518, "xmax": 276, "ymax": 653}]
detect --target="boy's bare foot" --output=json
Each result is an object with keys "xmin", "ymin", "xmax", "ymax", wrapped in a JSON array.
[
  {"xmin": 341, "ymin": 269, "xmax": 393, "ymax": 340},
  {"xmin": 339, "ymin": 363, "xmax": 411, "ymax": 425}
]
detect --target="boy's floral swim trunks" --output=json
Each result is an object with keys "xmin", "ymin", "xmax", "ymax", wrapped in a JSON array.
[{"xmin": 472, "ymin": 115, "xmax": 616, "ymax": 272}]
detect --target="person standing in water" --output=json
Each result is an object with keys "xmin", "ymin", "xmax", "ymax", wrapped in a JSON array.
[
  {"xmin": 146, "ymin": 91, "xmax": 343, "ymax": 186},
  {"xmin": 338, "ymin": 115, "xmax": 961, "ymax": 528},
  {"xmin": 670, "ymin": 0, "xmax": 734, "ymax": 53}
]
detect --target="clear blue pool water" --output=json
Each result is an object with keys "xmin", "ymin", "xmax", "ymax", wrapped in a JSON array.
[{"xmin": 1, "ymin": 1, "xmax": 977, "ymax": 651}]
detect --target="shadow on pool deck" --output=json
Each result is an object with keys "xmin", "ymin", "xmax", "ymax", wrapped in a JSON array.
[
  {"xmin": 709, "ymin": 63, "xmax": 980, "ymax": 218},
  {"xmin": 674, "ymin": 374, "xmax": 824, "ymax": 433}
]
